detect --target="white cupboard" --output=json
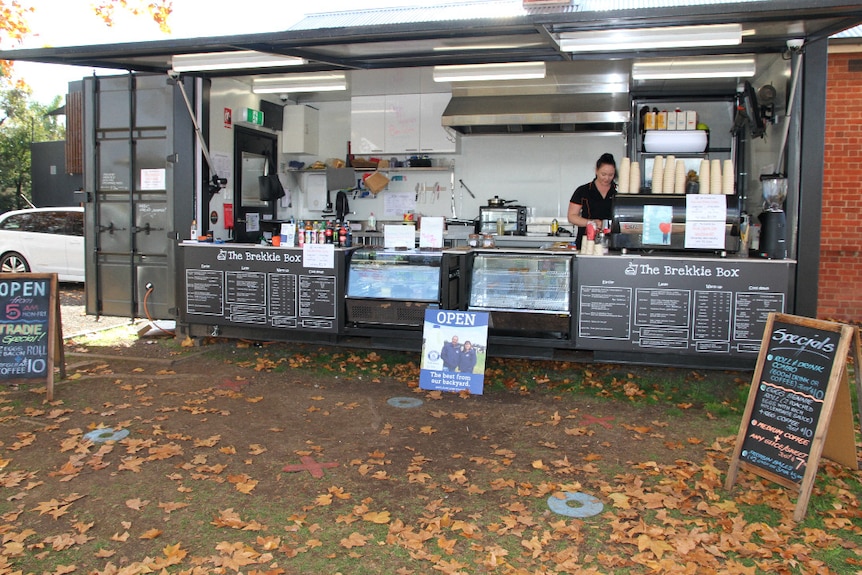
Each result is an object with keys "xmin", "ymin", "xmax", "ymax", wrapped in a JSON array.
[
  {"xmin": 419, "ymin": 93, "xmax": 455, "ymax": 153},
  {"xmin": 350, "ymin": 96, "xmax": 386, "ymax": 154},
  {"xmin": 282, "ymin": 105, "xmax": 319, "ymax": 155},
  {"xmin": 350, "ymin": 93, "xmax": 455, "ymax": 154}
]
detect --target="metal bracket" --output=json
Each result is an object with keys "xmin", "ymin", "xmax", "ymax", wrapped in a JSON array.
[{"xmin": 99, "ymin": 222, "xmax": 126, "ymax": 235}]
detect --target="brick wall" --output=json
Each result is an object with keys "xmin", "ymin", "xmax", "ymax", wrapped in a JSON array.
[{"xmin": 820, "ymin": 52, "xmax": 862, "ymax": 323}]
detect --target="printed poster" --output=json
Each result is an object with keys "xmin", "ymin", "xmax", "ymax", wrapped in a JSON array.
[
  {"xmin": 420, "ymin": 309, "xmax": 489, "ymax": 394},
  {"xmin": 684, "ymin": 194, "xmax": 727, "ymax": 249},
  {"xmin": 642, "ymin": 204, "xmax": 673, "ymax": 245}
]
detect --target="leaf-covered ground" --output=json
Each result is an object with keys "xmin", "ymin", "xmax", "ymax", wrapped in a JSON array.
[{"xmin": 1, "ymin": 332, "xmax": 860, "ymax": 575}]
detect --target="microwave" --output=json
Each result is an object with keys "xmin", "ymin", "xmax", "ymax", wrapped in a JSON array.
[{"xmin": 477, "ymin": 206, "xmax": 528, "ymax": 235}]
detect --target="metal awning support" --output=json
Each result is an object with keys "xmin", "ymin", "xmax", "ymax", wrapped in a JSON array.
[{"xmin": 171, "ymin": 73, "xmax": 226, "ymax": 201}]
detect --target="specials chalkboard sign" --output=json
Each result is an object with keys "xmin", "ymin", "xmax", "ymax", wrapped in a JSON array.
[
  {"xmin": 725, "ymin": 313, "xmax": 860, "ymax": 521},
  {"xmin": 0, "ymin": 274, "xmax": 65, "ymax": 401}
]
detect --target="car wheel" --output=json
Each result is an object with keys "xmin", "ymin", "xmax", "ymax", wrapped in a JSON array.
[{"xmin": 0, "ymin": 252, "xmax": 30, "ymax": 274}]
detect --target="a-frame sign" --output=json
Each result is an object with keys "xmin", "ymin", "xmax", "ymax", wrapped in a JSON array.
[
  {"xmin": 725, "ymin": 313, "xmax": 861, "ymax": 522},
  {"xmin": 0, "ymin": 274, "xmax": 65, "ymax": 401}
]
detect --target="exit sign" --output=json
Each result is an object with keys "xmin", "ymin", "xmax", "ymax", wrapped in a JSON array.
[{"xmin": 241, "ymin": 108, "xmax": 264, "ymax": 125}]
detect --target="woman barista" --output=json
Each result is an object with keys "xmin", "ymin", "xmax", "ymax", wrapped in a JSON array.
[{"xmin": 567, "ymin": 153, "xmax": 617, "ymax": 249}]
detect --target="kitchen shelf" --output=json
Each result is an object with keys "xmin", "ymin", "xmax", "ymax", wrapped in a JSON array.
[
  {"xmin": 356, "ymin": 167, "xmax": 452, "ymax": 172},
  {"xmin": 288, "ymin": 167, "xmax": 452, "ymax": 173},
  {"xmin": 640, "ymin": 148, "xmax": 731, "ymax": 156}
]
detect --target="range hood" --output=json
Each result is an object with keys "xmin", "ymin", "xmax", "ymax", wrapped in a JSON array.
[{"xmin": 441, "ymin": 92, "xmax": 630, "ymax": 134}]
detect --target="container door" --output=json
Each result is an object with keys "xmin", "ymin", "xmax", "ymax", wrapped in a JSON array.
[
  {"xmin": 232, "ymin": 127, "xmax": 277, "ymax": 243},
  {"xmin": 82, "ymin": 73, "xmax": 196, "ymax": 320}
]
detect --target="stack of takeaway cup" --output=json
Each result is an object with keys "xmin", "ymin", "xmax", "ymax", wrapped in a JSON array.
[
  {"xmin": 710, "ymin": 159, "xmax": 722, "ymax": 195},
  {"xmin": 651, "ymin": 156, "xmax": 664, "ymax": 194},
  {"xmin": 618, "ymin": 157, "xmax": 630, "ymax": 194},
  {"xmin": 722, "ymin": 159, "xmax": 735, "ymax": 194},
  {"xmin": 674, "ymin": 159, "xmax": 686, "ymax": 194},
  {"xmin": 630, "ymin": 162, "xmax": 640, "ymax": 194},
  {"xmin": 662, "ymin": 155, "xmax": 676, "ymax": 194},
  {"xmin": 699, "ymin": 159, "xmax": 711, "ymax": 194}
]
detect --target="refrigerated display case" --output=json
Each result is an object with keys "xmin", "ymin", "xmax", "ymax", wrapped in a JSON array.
[
  {"xmin": 467, "ymin": 250, "xmax": 574, "ymax": 339},
  {"xmin": 345, "ymin": 248, "xmax": 463, "ymax": 327}
]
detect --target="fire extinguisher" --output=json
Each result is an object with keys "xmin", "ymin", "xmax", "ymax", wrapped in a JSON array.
[{"xmin": 223, "ymin": 204, "xmax": 234, "ymax": 229}]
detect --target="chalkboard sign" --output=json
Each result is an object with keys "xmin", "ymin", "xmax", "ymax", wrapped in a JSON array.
[
  {"xmin": 0, "ymin": 274, "xmax": 64, "ymax": 401},
  {"xmin": 725, "ymin": 313, "xmax": 859, "ymax": 521}
]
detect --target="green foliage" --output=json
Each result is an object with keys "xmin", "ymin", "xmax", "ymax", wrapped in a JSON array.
[{"xmin": 0, "ymin": 84, "xmax": 65, "ymax": 211}]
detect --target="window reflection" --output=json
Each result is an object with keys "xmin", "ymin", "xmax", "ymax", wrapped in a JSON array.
[{"xmin": 241, "ymin": 152, "xmax": 268, "ymax": 207}]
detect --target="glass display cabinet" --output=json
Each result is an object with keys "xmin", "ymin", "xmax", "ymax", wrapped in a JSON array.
[
  {"xmin": 345, "ymin": 248, "xmax": 463, "ymax": 327},
  {"xmin": 467, "ymin": 251, "xmax": 574, "ymax": 339}
]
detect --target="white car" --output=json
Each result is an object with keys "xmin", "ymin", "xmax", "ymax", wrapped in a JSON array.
[{"xmin": 0, "ymin": 207, "xmax": 85, "ymax": 282}]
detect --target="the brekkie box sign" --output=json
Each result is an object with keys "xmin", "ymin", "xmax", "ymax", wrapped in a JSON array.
[{"xmin": 725, "ymin": 313, "xmax": 861, "ymax": 522}]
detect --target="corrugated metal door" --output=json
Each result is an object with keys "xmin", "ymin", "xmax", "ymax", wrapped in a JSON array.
[{"xmin": 82, "ymin": 73, "xmax": 196, "ymax": 320}]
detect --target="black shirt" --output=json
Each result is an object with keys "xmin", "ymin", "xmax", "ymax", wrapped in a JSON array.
[{"xmin": 569, "ymin": 179, "xmax": 617, "ymax": 247}]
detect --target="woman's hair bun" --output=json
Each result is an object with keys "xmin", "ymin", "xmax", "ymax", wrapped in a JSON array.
[{"xmin": 597, "ymin": 153, "xmax": 616, "ymax": 169}]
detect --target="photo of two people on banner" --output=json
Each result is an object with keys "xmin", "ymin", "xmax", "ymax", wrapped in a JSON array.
[{"xmin": 440, "ymin": 335, "xmax": 478, "ymax": 374}]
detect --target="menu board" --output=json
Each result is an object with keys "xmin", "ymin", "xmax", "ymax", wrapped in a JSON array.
[
  {"xmin": 576, "ymin": 256, "xmax": 793, "ymax": 362},
  {"xmin": 0, "ymin": 274, "xmax": 64, "ymax": 400},
  {"xmin": 181, "ymin": 245, "xmax": 342, "ymax": 333},
  {"xmin": 725, "ymin": 313, "xmax": 858, "ymax": 521},
  {"xmin": 738, "ymin": 318, "xmax": 838, "ymax": 483}
]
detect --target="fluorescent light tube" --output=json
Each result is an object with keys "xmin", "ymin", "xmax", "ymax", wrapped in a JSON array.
[
  {"xmin": 433, "ymin": 62, "xmax": 546, "ymax": 82},
  {"xmin": 252, "ymin": 73, "xmax": 348, "ymax": 93},
  {"xmin": 559, "ymin": 24, "xmax": 742, "ymax": 53},
  {"xmin": 171, "ymin": 51, "xmax": 305, "ymax": 72},
  {"xmin": 632, "ymin": 56, "xmax": 756, "ymax": 80}
]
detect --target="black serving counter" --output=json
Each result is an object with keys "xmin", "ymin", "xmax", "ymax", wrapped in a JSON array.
[
  {"xmin": 179, "ymin": 243, "xmax": 352, "ymax": 340},
  {"xmin": 177, "ymin": 242, "xmax": 795, "ymax": 368},
  {"xmin": 575, "ymin": 253, "xmax": 794, "ymax": 368}
]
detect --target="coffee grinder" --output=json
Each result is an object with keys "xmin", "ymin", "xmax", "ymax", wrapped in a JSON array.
[{"xmin": 757, "ymin": 174, "xmax": 787, "ymax": 259}]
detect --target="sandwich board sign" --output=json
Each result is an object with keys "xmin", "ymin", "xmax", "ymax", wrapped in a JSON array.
[
  {"xmin": 725, "ymin": 313, "xmax": 861, "ymax": 521},
  {"xmin": 419, "ymin": 309, "xmax": 489, "ymax": 395},
  {"xmin": 0, "ymin": 274, "xmax": 65, "ymax": 401}
]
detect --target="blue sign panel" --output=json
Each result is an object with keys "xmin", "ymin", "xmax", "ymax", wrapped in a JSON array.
[{"xmin": 419, "ymin": 309, "xmax": 489, "ymax": 395}]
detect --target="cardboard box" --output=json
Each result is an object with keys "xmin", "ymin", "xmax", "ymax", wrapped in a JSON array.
[
  {"xmin": 686, "ymin": 110, "xmax": 697, "ymax": 130},
  {"xmin": 364, "ymin": 171, "xmax": 390, "ymax": 195}
]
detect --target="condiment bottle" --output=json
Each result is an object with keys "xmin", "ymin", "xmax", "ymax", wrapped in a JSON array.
[
  {"xmin": 551, "ymin": 219, "xmax": 559, "ymax": 235},
  {"xmin": 368, "ymin": 212, "xmax": 376, "ymax": 231},
  {"xmin": 496, "ymin": 218, "xmax": 505, "ymax": 235}
]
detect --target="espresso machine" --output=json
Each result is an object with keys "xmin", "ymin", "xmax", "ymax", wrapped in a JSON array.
[{"xmin": 756, "ymin": 174, "xmax": 787, "ymax": 259}]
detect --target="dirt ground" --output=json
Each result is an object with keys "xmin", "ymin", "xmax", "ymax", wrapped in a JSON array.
[
  {"xmin": 9, "ymin": 295, "xmax": 856, "ymax": 574},
  {"xmin": 52, "ymin": 284, "xmax": 734, "ymax": 478}
]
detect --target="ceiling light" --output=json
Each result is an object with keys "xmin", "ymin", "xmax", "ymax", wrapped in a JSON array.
[
  {"xmin": 171, "ymin": 51, "xmax": 305, "ymax": 72},
  {"xmin": 252, "ymin": 73, "xmax": 348, "ymax": 93},
  {"xmin": 632, "ymin": 55, "xmax": 756, "ymax": 80},
  {"xmin": 432, "ymin": 62, "xmax": 546, "ymax": 82},
  {"xmin": 558, "ymin": 23, "xmax": 742, "ymax": 53},
  {"xmin": 432, "ymin": 41, "xmax": 546, "ymax": 52}
]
